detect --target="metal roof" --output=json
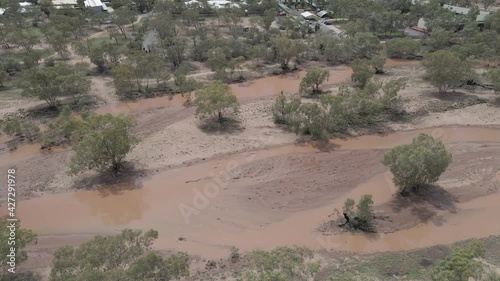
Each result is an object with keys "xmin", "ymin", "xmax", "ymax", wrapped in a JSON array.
[
  {"xmin": 317, "ymin": 10, "xmax": 329, "ymax": 18},
  {"xmin": 442, "ymin": 4, "xmax": 492, "ymax": 22},
  {"xmin": 84, "ymin": 0, "xmax": 103, "ymax": 8}
]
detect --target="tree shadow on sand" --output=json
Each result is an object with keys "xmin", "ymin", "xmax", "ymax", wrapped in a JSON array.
[
  {"xmin": 71, "ymin": 162, "xmax": 147, "ymax": 197},
  {"xmin": 198, "ymin": 116, "xmax": 244, "ymax": 135},
  {"xmin": 389, "ymin": 184, "xmax": 458, "ymax": 226}
]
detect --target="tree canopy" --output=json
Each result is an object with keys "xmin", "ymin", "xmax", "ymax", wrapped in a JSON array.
[
  {"xmin": 18, "ymin": 64, "xmax": 91, "ymax": 108},
  {"xmin": 194, "ymin": 80, "xmax": 239, "ymax": 122},
  {"xmin": 69, "ymin": 113, "xmax": 139, "ymax": 174},
  {"xmin": 50, "ymin": 229, "xmax": 190, "ymax": 281},
  {"xmin": 382, "ymin": 133, "xmax": 452, "ymax": 194},
  {"xmin": 423, "ymin": 50, "xmax": 472, "ymax": 94}
]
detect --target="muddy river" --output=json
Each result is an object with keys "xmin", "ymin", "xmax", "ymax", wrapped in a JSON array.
[{"xmin": 3, "ymin": 126, "xmax": 500, "ymax": 258}]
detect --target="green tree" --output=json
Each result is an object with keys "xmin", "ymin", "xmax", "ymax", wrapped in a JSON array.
[
  {"xmin": 271, "ymin": 92, "xmax": 301, "ymax": 125},
  {"xmin": 299, "ymin": 67, "xmax": 330, "ymax": 94},
  {"xmin": 50, "ymin": 229, "xmax": 189, "ymax": 281},
  {"xmin": 485, "ymin": 68, "xmax": 500, "ymax": 94},
  {"xmin": 19, "ymin": 64, "xmax": 91, "ymax": 108},
  {"xmin": 207, "ymin": 47, "xmax": 229, "ymax": 80},
  {"xmin": 241, "ymin": 246, "xmax": 320, "ymax": 281},
  {"xmin": 111, "ymin": 62, "xmax": 135, "ymax": 96},
  {"xmin": 431, "ymin": 240, "xmax": 485, "ymax": 281},
  {"xmin": 370, "ymin": 55, "xmax": 386, "ymax": 74},
  {"xmin": 382, "ymin": 133, "xmax": 452, "ymax": 194},
  {"xmin": 351, "ymin": 59, "xmax": 374, "ymax": 88},
  {"xmin": 386, "ymin": 38, "xmax": 421, "ymax": 59},
  {"xmin": 12, "ymin": 29, "xmax": 41, "ymax": 53},
  {"xmin": 194, "ymin": 80, "xmax": 239, "ymax": 122},
  {"xmin": 3, "ymin": 114, "xmax": 40, "ymax": 142},
  {"xmin": 69, "ymin": 113, "xmax": 139, "ymax": 174},
  {"xmin": 426, "ymin": 28, "xmax": 454, "ymax": 51},
  {"xmin": 113, "ymin": 7, "xmax": 137, "ymax": 39},
  {"xmin": 0, "ymin": 220, "xmax": 37, "ymax": 277},
  {"xmin": 347, "ymin": 32, "xmax": 382, "ymax": 59},
  {"xmin": 270, "ymin": 35, "xmax": 306, "ymax": 70},
  {"xmin": 0, "ymin": 69, "xmax": 7, "ymax": 87},
  {"xmin": 423, "ymin": 50, "xmax": 472, "ymax": 93}
]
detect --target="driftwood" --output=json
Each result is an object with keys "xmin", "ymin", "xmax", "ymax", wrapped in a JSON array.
[{"xmin": 458, "ymin": 79, "xmax": 495, "ymax": 90}]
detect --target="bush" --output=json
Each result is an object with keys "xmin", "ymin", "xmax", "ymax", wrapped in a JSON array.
[
  {"xmin": 382, "ymin": 133, "xmax": 452, "ymax": 194},
  {"xmin": 271, "ymin": 93, "xmax": 301, "ymax": 125},
  {"xmin": 299, "ymin": 67, "xmax": 330, "ymax": 94},
  {"xmin": 241, "ymin": 246, "xmax": 320, "ymax": 281},
  {"xmin": 351, "ymin": 59, "xmax": 374, "ymax": 88},
  {"xmin": 431, "ymin": 240, "xmax": 485, "ymax": 281},
  {"xmin": 423, "ymin": 50, "xmax": 472, "ymax": 94},
  {"xmin": 44, "ymin": 57, "xmax": 55, "ymax": 67},
  {"xmin": 341, "ymin": 194, "xmax": 374, "ymax": 231},
  {"xmin": 3, "ymin": 115, "xmax": 40, "ymax": 142},
  {"xmin": 39, "ymin": 106, "xmax": 81, "ymax": 148},
  {"xmin": 272, "ymin": 81, "xmax": 405, "ymax": 141},
  {"xmin": 386, "ymin": 38, "xmax": 421, "ymax": 59}
]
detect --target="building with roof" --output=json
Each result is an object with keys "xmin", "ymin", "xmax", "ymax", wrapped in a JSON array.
[
  {"xmin": 443, "ymin": 4, "xmax": 491, "ymax": 23},
  {"xmin": 0, "ymin": 8, "xmax": 5, "ymax": 15},
  {"xmin": 84, "ymin": 0, "xmax": 108, "ymax": 12},
  {"xmin": 301, "ymin": 11, "xmax": 319, "ymax": 21},
  {"xmin": 316, "ymin": 10, "xmax": 329, "ymax": 18}
]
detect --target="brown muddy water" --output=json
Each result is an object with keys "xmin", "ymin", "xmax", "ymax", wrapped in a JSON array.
[
  {"xmin": 4, "ymin": 126, "xmax": 500, "ymax": 258},
  {"xmin": 0, "ymin": 143, "xmax": 69, "ymax": 167},
  {"xmin": 95, "ymin": 65, "xmax": 354, "ymax": 114},
  {"xmin": 96, "ymin": 59, "xmax": 419, "ymax": 115}
]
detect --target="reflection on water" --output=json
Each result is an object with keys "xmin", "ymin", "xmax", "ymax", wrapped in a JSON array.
[
  {"xmin": 7, "ymin": 126, "xmax": 500, "ymax": 258},
  {"xmin": 73, "ymin": 180, "xmax": 148, "ymax": 225}
]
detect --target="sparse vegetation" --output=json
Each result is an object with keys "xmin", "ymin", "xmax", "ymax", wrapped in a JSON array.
[
  {"xmin": 50, "ymin": 229, "xmax": 190, "ymax": 281},
  {"xmin": 0, "ymin": 221, "xmax": 37, "ymax": 278},
  {"xmin": 241, "ymin": 246, "xmax": 320, "ymax": 281}
]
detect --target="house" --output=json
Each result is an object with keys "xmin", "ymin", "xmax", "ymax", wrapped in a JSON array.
[
  {"xmin": 442, "ymin": 4, "xmax": 491, "ymax": 23},
  {"xmin": 416, "ymin": 4, "xmax": 492, "ymax": 31},
  {"xmin": 301, "ymin": 11, "xmax": 320, "ymax": 21},
  {"xmin": 316, "ymin": 10, "xmax": 329, "ymax": 18},
  {"xmin": 0, "ymin": 2, "xmax": 33, "ymax": 14},
  {"xmin": 84, "ymin": 0, "xmax": 108, "ymax": 13}
]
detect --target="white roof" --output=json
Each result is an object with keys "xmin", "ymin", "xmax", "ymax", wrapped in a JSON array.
[
  {"xmin": 84, "ymin": 0, "xmax": 103, "ymax": 7},
  {"xmin": 0, "ymin": 8, "xmax": 5, "ymax": 15},
  {"xmin": 187, "ymin": 0, "xmax": 240, "ymax": 8},
  {"xmin": 19, "ymin": 2, "xmax": 32, "ymax": 6},
  {"xmin": 52, "ymin": 0, "xmax": 78, "ymax": 5},
  {"xmin": 301, "ymin": 11, "xmax": 315, "ymax": 18}
]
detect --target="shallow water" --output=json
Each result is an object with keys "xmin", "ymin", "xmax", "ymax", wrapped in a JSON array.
[
  {"xmin": 0, "ymin": 143, "xmax": 69, "ymax": 167},
  {"xmin": 95, "ymin": 63, "xmax": 358, "ymax": 114},
  {"xmin": 6, "ymin": 126, "xmax": 500, "ymax": 258}
]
